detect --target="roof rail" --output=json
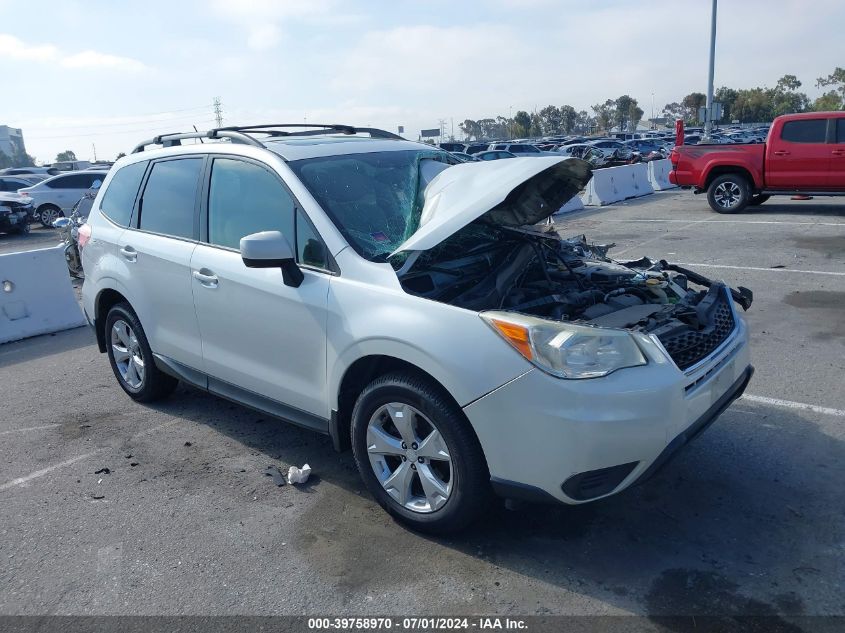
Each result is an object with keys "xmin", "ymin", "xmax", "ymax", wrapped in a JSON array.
[
  {"xmin": 131, "ymin": 129, "xmax": 265, "ymax": 154},
  {"xmin": 213, "ymin": 123, "xmax": 403, "ymax": 140}
]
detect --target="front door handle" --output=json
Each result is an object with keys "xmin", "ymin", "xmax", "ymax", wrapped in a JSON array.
[
  {"xmin": 119, "ymin": 246, "xmax": 137, "ymax": 262},
  {"xmin": 192, "ymin": 270, "xmax": 219, "ymax": 288},
  {"xmin": 773, "ymin": 150, "xmax": 790, "ymax": 156}
]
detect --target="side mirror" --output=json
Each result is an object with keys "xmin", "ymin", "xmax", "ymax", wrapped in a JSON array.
[{"xmin": 240, "ymin": 230, "xmax": 304, "ymax": 288}]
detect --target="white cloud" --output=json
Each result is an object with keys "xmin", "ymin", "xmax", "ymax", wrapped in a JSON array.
[
  {"xmin": 0, "ymin": 33, "xmax": 146, "ymax": 71},
  {"xmin": 0, "ymin": 34, "xmax": 59, "ymax": 61},
  {"xmin": 210, "ymin": 0, "xmax": 357, "ymax": 50},
  {"xmin": 61, "ymin": 50, "xmax": 148, "ymax": 72}
]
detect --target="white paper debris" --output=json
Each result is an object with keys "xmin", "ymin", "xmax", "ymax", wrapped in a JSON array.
[{"xmin": 287, "ymin": 463, "xmax": 311, "ymax": 485}]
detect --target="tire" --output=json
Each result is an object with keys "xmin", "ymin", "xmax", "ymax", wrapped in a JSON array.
[
  {"xmin": 15, "ymin": 221, "xmax": 30, "ymax": 235},
  {"xmin": 707, "ymin": 174, "xmax": 751, "ymax": 214},
  {"xmin": 351, "ymin": 371, "xmax": 491, "ymax": 534},
  {"xmin": 749, "ymin": 194, "xmax": 770, "ymax": 206},
  {"xmin": 38, "ymin": 205, "xmax": 62, "ymax": 228},
  {"xmin": 105, "ymin": 303, "xmax": 178, "ymax": 402}
]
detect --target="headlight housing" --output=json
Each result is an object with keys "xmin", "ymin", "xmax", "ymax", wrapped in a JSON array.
[{"xmin": 481, "ymin": 311, "xmax": 647, "ymax": 379}]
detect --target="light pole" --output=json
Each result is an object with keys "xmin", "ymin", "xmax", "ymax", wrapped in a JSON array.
[{"xmin": 703, "ymin": 0, "xmax": 718, "ymax": 142}]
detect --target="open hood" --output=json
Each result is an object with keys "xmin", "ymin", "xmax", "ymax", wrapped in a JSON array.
[{"xmin": 391, "ymin": 156, "xmax": 591, "ymax": 255}]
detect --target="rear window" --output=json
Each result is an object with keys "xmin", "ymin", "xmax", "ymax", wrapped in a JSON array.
[
  {"xmin": 781, "ymin": 119, "xmax": 827, "ymax": 143},
  {"xmin": 99, "ymin": 161, "xmax": 147, "ymax": 227},
  {"xmin": 837, "ymin": 119, "xmax": 845, "ymax": 143},
  {"xmin": 138, "ymin": 158, "xmax": 203, "ymax": 239}
]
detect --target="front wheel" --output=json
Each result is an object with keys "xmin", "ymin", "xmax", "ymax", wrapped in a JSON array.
[
  {"xmin": 15, "ymin": 221, "xmax": 30, "ymax": 235},
  {"xmin": 749, "ymin": 194, "xmax": 770, "ymax": 206},
  {"xmin": 707, "ymin": 174, "xmax": 751, "ymax": 214},
  {"xmin": 351, "ymin": 371, "xmax": 491, "ymax": 534},
  {"xmin": 105, "ymin": 303, "xmax": 178, "ymax": 402}
]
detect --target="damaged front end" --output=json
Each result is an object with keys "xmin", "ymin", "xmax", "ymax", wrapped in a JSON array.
[{"xmin": 392, "ymin": 159, "xmax": 752, "ymax": 377}]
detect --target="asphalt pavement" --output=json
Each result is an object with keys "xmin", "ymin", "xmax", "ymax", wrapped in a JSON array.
[{"xmin": 0, "ymin": 191, "xmax": 843, "ymax": 625}]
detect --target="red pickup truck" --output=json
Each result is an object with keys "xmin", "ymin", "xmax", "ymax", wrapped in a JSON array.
[{"xmin": 669, "ymin": 111, "xmax": 845, "ymax": 213}]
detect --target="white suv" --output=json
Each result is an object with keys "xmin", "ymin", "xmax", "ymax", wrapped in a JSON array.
[{"xmin": 81, "ymin": 124, "xmax": 753, "ymax": 533}]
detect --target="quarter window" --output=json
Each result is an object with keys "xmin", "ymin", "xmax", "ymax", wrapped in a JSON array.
[
  {"xmin": 207, "ymin": 158, "xmax": 295, "ymax": 250},
  {"xmin": 99, "ymin": 161, "xmax": 147, "ymax": 227},
  {"xmin": 138, "ymin": 158, "xmax": 202, "ymax": 239},
  {"xmin": 295, "ymin": 208, "xmax": 328, "ymax": 269},
  {"xmin": 781, "ymin": 119, "xmax": 827, "ymax": 143}
]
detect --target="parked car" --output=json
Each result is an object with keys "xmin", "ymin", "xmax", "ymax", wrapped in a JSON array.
[
  {"xmin": 449, "ymin": 152, "xmax": 479, "ymax": 162},
  {"xmin": 81, "ymin": 124, "xmax": 754, "ymax": 533},
  {"xmin": 670, "ymin": 111, "xmax": 845, "ymax": 212},
  {"xmin": 0, "ymin": 192, "xmax": 34, "ymax": 234},
  {"xmin": 0, "ymin": 175, "xmax": 43, "ymax": 192},
  {"xmin": 0, "ymin": 166, "xmax": 60, "ymax": 177},
  {"xmin": 487, "ymin": 143, "xmax": 543, "ymax": 155},
  {"xmin": 51, "ymin": 160, "xmax": 92, "ymax": 172},
  {"xmin": 17, "ymin": 170, "xmax": 107, "ymax": 227},
  {"xmin": 464, "ymin": 143, "xmax": 490, "ymax": 155},
  {"xmin": 475, "ymin": 150, "xmax": 517, "ymax": 161},
  {"xmin": 623, "ymin": 139, "xmax": 668, "ymax": 158}
]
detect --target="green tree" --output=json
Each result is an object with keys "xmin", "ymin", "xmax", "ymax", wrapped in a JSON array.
[
  {"xmin": 661, "ymin": 102, "xmax": 685, "ymax": 121},
  {"xmin": 538, "ymin": 105, "xmax": 562, "ymax": 135},
  {"xmin": 682, "ymin": 92, "xmax": 707, "ymax": 123},
  {"xmin": 732, "ymin": 88, "xmax": 773, "ymax": 122},
  {"xmin": 816, "ymin": 67, "xmax": 845, "ymax": 105},
  {"xmin": 575, "ymin": 110, "xmax": 594, "ymax": 134},
  {"xmin": 55, "ymin": 150, "xmax": 77, "ymax": 162},
  {"xmin": 812, "ymin": 90, "xmax": 843, "ymax": 111},
  {"xmin": 529, "ymin": 113, "xmax": 543, "ymax": 138},
  {"xmin": 560, "ymin": 105, "xmax": 577, "ymax": 134},
  {"xmin": 591, "ymin": 99, "xmax": 616, "ymax": 132},
  {"xmin": 613, "ymin": 95, "xmax": 634, "ymax": 130},
  {"xmin": 116, "ymin": 152, "xmax": 127, "ymax": 160},
  {"xmin": 714, "ymin": 87, "xmax": 738, "ymax": 122},
  {"xmin": 512, "ymin": 111, "xmax": 531, "ymax": 138},
  {"xmin": 459, "ymin": 119, "xmax": 482, "ymax": 140},
  {"xmin": 0, "ymin": 151, "xmax": 11, "ymax": 170}
]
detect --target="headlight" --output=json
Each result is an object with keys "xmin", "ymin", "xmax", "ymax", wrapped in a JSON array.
[{"xmin": 481, "ymin": 311, "xmax": 647, "ymax": 379}]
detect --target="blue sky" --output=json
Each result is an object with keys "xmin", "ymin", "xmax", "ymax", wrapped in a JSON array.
[{"xmin": 1, "ymin": 0, "xmax": 841, "ymax": 163}]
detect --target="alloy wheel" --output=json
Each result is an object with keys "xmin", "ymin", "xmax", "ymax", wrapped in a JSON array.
[
  {"xmin": 111, "ymin": 319, "xmax": 145, "ymax": 389},
  {"xmin": 714, "ymin": 181, "xmax": 741, "ymax": 209},
  {"xmin": 366, "ymin": 402, "xmax": 453, "ymax": 513},
  {"xmin": 40, "ymin": 207, "xmax": 60, "ymax": 227}
]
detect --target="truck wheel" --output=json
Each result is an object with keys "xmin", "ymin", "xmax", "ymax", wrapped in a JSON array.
[
  {"xmin": 749, "ymin": 194, "xmax": 770, "ymax": 206},
  {"xmin": 351, "ymin": 371, "xmax": 491, "ymax": 534},
  {"xmin": 707, "ymin": 174, "xmax": 750, "ymax": 214}
]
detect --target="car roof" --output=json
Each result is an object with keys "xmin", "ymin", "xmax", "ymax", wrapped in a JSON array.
[{"xmin": 263, "ymin": 136, "xmax": 437, "ymax": 161}]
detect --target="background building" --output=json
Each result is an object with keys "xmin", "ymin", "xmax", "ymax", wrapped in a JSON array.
[{"xmin": 0, "ymin": 125, "xmax": 27, "ymax": 159}]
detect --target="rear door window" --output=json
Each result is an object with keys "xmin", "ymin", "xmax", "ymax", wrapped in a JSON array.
[
  {"xmin": 138, "ymin": 158, "xmax": 203, "ymax": 239},
  {"xmin": 99, "ymin": 161, "xmax": 147, "ymax": 227},
  {"xmin": 780, "ymin": 119, "xmax": 827, "ymax": 143},
  {"xmin": 836, "ymin": 119, "xmax": 845, "ymax": 143}
]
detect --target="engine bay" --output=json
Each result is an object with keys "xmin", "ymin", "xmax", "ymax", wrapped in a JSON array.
[{"xmin": 396, "ymin": 224, "xmax": 753, "ymax": 370}]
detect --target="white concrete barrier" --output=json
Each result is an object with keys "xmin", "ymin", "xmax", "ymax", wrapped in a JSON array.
[
  {"xmin": 0, "ymin": 245, "xmax": 86, "ymax": 344},
  {"xmin": 629, "ymin": 162, "xmax": 655, "ymax": 197},
  {"xmin": 648, "ymin": 158, "xmax": 677, "ymax": 191},
  {"xmin": 555, "ymin": 194, "xmax": 584, "ymax": 215},
  {"xmin": 581, "ymin": 164, "xmax": 653, "ymax": 206}
]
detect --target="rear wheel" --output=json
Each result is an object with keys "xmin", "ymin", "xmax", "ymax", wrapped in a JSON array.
[
  {"xmin": 707, "ymin": 174, "xmax": 751, "ymax": 214},
  {"xmin": 351, "ymin": 371, "xmax": 490, "ymax": 534},
  {"xmin": 38, "ymin": 205, "xmax": 62, "ymax": 228},
  {"xmin": 105, "ymin": 303, "xmax": 178, "ymax": 402},
  {"xmin": 749, "ymin": 194, "xmax": 770, "ymax": 206}
]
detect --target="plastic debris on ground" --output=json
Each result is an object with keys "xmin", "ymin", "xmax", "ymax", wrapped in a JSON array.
[
  {"xmin": 287, "ymin": 464, "xmax": 311, "ymax": 485},
  {"xmin": 264, "ymin": 466, "xmax": 286, "ymax": 487}
]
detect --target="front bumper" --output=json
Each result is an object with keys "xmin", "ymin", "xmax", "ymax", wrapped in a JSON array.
[{"xmin": 464, "ymin": 318, "xmax": 752, "ymax": 505}]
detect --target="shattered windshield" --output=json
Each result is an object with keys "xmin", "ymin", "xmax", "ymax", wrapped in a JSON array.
[{"xmin": 288, "ymin": 150, "xmax": 453, "ymax": 261}]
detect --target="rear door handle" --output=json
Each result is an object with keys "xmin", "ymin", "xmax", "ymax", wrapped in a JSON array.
[
  {"xmin": 832, "ymin": 149, "xmax": 845, "ymax": 156},
  {"xmin": 192, "ymin": 270, "xmax": 219, "ymax": 288},
  {"xmin": 773, "ymin": 150, "xmax": 790, "ymax": 156},
  {"xmin": 119, "ymin": 246, "xmax": 137, "ymax": 262}
]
